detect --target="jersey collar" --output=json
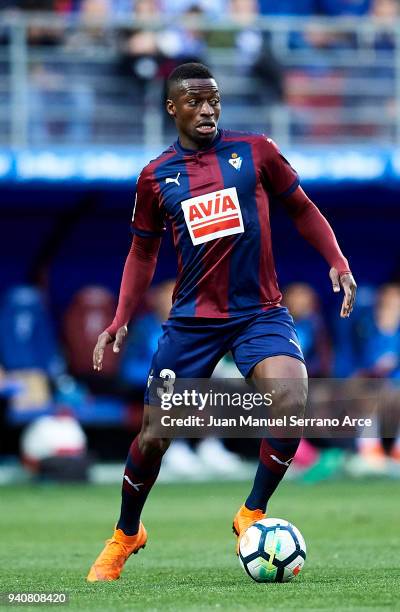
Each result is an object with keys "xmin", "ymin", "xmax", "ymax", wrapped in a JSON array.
[{"xmin": 174, "ymin": 129, "xmax": 223, "ymax": 156}]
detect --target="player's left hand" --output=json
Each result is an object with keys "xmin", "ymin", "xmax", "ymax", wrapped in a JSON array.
[
  {"xmin": 329, "ymin": 268, "xmax": 357, "ymax": 318},
  {"xmin": 93, "ymin": 325, "xmax": 128, "ymax": 371}
]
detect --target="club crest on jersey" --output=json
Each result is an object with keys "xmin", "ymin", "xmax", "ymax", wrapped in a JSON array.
[
  {"xmin": 228, "ymin": 153, "xmax": 243, "ymax": 171},
  {"xmin": 181, "ymin": 187, "xmax": 244, "ymax": 245}
]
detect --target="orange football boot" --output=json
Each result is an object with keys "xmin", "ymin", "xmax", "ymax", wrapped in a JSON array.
[
  {"xmin": 232, "ymin": 504, "xmax": 265, "ymax": 554},
  {"xmin": 86, "ymin": 522, "xmax": 147, "ymax": 582}
]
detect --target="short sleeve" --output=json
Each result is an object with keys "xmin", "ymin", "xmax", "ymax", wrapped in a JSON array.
[
  {"xmin": 258, "ymin": 136, "xmax": 299, "ymax": 199},
  {"xmin": 131, "ymin": 166, "xmax": 166, "ymax": 237}
]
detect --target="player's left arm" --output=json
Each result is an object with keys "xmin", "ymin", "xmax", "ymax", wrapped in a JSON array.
[
  {"xmin": 258, "ymin": 136, "xmax": 356, "ymax": 318},
  {"xmin": 282, "ymin": 185, "xmax": 357, "ymax": 318}
]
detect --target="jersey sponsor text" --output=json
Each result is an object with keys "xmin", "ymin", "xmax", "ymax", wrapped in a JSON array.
[{"xmin": 181, "ymin": 187, "xmax": 244, "ymax": 245}]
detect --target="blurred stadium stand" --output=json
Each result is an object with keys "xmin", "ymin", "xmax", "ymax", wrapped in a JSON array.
[{"xmin": 0, "ymin": 7, "xmax": 399, "ymax": 146}]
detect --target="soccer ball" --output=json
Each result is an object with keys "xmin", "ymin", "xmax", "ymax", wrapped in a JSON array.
[
  {"xmin": 21, "ymin": 414, "xmax": 86, "ymax": 471},
  {"xmin": 238, "ymin": 518, "xmax": 306, "ymax": 583}
]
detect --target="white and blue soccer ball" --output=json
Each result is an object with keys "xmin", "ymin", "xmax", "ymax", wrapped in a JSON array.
[{"xmin": 238, "ymin": 518, "xmax": 306, "ymax": 583}]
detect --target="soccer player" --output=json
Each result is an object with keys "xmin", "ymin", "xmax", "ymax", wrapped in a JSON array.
[{"xmin": 86, "ymin": 63, "xmax": 357, "ymax": 581}]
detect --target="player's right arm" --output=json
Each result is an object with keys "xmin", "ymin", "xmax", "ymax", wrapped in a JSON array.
[{"xmin": 93, "ymin": 166, "xmax": 166, "ymax": 371}]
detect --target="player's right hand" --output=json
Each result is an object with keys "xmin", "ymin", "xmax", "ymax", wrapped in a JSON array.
[{"xmin": 93, "ymin": 325, "xmax": 128, "ymax": 371}]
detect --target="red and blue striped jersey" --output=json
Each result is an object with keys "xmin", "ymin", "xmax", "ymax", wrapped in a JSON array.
[{"xmin": 131, "ymin": 129, "xmax": 299, "ymax": 318}]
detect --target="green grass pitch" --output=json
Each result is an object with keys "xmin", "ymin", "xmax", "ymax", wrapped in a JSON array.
[{"xmin": 1, "ymin": 480, "xmax": 399, "ymax": 611}]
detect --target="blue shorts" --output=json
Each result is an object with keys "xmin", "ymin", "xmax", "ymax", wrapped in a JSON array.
[{"xmin": 143, "ymin": 307, "xmax": 304, "ymax": 404}]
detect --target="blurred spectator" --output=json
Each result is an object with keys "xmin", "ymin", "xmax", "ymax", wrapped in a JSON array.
[
  {"xmin": 116, "ymin": 1, "xmax": 164, "ymax": 97},
  {"xmin": 116, "ymin": 25, "xmax": 166, "ymax": 140},
  {"xmin": 356, "ymin": 284, "xmax": 400, "ymax": 377},
  {"xmin": 373, "ymin": 0, "xmax": 398, "ymax": 18},
  {"xmin": 333, "ymin": 284, "xmax": 400, "ymax": 378},
  {"xmin": 228, "ymin": 0, "xmax": 284, "ymax": 105},
  {"xmin": 333, "ymin": 285, "xmax": 375, "ymax": 377},
  {"xmin": 229, "ymin": 0, "xmax": 262, "ymax": 59},
  {"xmin": 117, "ymin": 2, "xmax": 207, "ymax": 139},
  {"xmin": 334, "ymin": 284, "xmax": 400, "ymax": 474},
  {"xmin": 63, "ymin": 286, "xmax": 121, "ymax": 392},
  {"xmin": 76, "ymin": 0, "xmax": 120, "ymax": 42},
  {"xmin": 0, "ymin": 286, "xmax": 65, "ymax": 378},
  {"xmin": 158, "ymin": 4, "xmax": 208, "ymax": 63},
  {"xmin": 0, "ymin": 286, "xmax": 66, "ymax": 422},
  {"xmin": 118, "ymin": 2, "xmax": 206, "ymax": 83},
  {"xmin": 338, "ymin": 0, "xmax": 398, "ymax": 141},
  {"xmin": 64, "ymin": 0, "xmax": 117, "ymax": 49},
  {"xmin": 285, "ymin": 20, "xmax": 352, "ymax": 139},
  {"xmin": 284, "ymin": 283, "xmax": 332, "ymax": 376},
  {"xmin": 117, "ymin": 28, "xmax": 162, "ymax": 87},
  {"xmin": 25, "ymin": 3, "xmax": 94, "ymax": 144}
]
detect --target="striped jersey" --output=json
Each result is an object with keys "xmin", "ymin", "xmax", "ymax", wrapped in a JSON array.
[{"xmin": 131, "ymin": 129, "xmax": 299, "ymax": 318}]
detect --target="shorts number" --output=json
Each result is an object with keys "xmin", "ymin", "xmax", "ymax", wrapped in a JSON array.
[{"xmin": 157, "ymin": 368, "xmax": 176, "ymax": 399}]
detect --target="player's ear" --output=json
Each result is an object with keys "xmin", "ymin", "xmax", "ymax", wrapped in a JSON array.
[{"xmin": 166, "ymin": 99, "xmax": 176, "ymax": 118}]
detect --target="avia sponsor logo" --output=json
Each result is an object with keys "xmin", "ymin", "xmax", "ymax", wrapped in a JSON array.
[{"xmin": 181, "ymin": 187, "xmax": 244, "ymax": 245}]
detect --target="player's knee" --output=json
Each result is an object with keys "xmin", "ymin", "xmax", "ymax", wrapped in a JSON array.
[
  {"xmin": 269, "ymin": 385, "xmax": 306, "ymax": 438},
  {"xmin": 138, "ymin": 429, "xmax": 170, "ymax": 457},
  {"xmin": 275, "ymin": 382, "xmax": 307, "ymax": 415}
]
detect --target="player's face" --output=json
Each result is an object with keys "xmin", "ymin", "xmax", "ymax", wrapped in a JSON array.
[{"xmin": 166, "ymin": 78, "xmax": 221, "ymax": 150}]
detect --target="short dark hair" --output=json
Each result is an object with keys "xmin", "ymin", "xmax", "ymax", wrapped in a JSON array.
[{"xmin": 166, "ymin": 62, "xmax": 215, "ymax": 98}]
